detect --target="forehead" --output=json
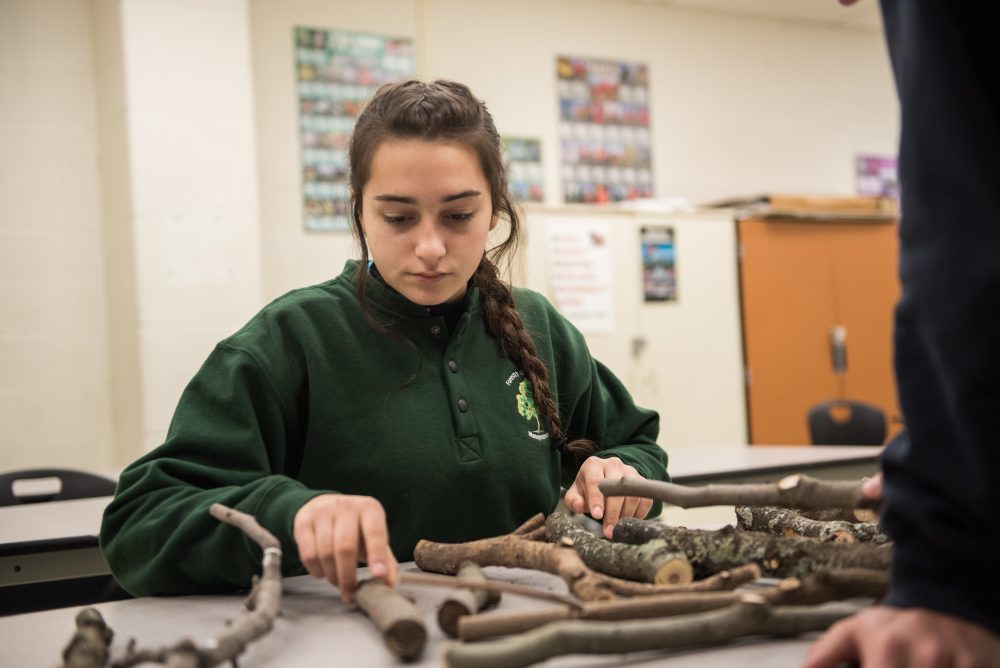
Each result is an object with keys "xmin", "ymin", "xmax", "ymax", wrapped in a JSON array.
[{"xmin": 365, "ymin": 139, "xmax": 487, "ymax": 193}]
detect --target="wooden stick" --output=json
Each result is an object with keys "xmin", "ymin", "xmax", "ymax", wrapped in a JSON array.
[
  {"xmin": 112, "ymin": 504, "xmax": 283, "ymax": 668},
  {"xmin": 444, "ymin": 596, "xmax": 862, "ymax": 668},
  {"xmin": 354, "ymin": 580, "xmax": 427, "ymax": 662},
  {"xmin": 62, "ymin": 608, "xmax": 114, "ymax": 668},
  {"xmin": 438, "ymin": 562, "xmax": 502, "ymax": 638},
  {"xmin": 457, "ymin": 566, "xmax": 885, "ymax": 642},
  {"xmin": 600, "ymin": 473, "xmax": 880, "ymax": 510},
  {"xmin": 399, "ymin": 571, "xmax": 582, "ymax": 609},
  {"xmin": 545, "ymin": 513, "xmax": 693, "ymax": 585},
  {"xmin": 735, "ymin": 505, "xmax": 890, "ymax": 544},
  {"xmin": 611, "ymin": 516, "xmax": 891, "ymax": 579},
  {"xmin": 510, "ymin": 513, "xmax": 546, "ymax": 536}
]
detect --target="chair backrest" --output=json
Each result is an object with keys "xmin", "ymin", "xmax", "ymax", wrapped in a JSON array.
[
  {"xmin": 807, "ymin": 399, "xmax": 887, "ymax": 446},
  {"xmin": 0, "ymin": 468, "xmax": 117, "ymax": 506}
]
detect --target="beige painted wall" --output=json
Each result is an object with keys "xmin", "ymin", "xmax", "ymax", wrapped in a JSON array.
[{"xmin": 0, "ymin": 0, "xmax": 897, "ymax": 473}]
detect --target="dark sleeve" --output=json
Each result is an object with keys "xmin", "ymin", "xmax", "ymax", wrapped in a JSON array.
[
  {"xmin": 100, "ymin": 345, "xmax": 328, "ymax": 597},
  {"xmin": 878, "ymin": 1, "xmax": 1000, "ymax": 634}
]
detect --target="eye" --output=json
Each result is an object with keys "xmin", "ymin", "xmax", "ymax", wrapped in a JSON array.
[
  {"xmin": 447, "ymin": 212, "xmax": 475, "ymax": 223},
  {"xmin": 381, "ymin": 214, "xmax": 413, "ymax": 225}
]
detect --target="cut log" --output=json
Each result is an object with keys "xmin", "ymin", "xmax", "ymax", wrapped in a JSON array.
[
  {"xmin": 355, "ymin": 580, "xmax": 427, "ymax": 662},
  {"xmin": 735, "ymin": 505, "xmax": 890, "ymax": 544},
  {"xmin": 438, "ymin": 562, "xmax": 502, "ymax": 638}
]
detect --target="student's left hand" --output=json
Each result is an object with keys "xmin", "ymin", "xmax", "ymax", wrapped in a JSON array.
[{"xmin": 564, "ymin": 456, "xmax": 653, "ymax": 538}]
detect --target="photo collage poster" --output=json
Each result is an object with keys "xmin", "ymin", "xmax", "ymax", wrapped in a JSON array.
[
  {"xmin": 294, "ymin": 28, "xmax": 415, "ymax": 232},
  {"xmin": 501, "ymin": 137, "xmax": 545, "ymax": 203},
  {"xmin": 641, "ymin": 225, "xmax": 677, "ymax": 302},
  {"xmin": 854, "ymin": 154, "xmax": 899, "ymax": 200},
  {"xmin": 556, "ymin": 55, "xmax": 654, "ymax": 205}
]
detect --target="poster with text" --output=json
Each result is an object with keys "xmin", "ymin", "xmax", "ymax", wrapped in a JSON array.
[
  {"xmin": 556, "ymin": 55, "xmax": 654, "ymax": 205},
  {"xmin": 502, "ymin": 136, "xmax": 544, "ymax": 203},
  {"xmin": 546, "ymin": 220, "xmax": 614, "ymax": 333},
  {"xmin": 641, "ymin": 225, "xmax": 677, "ymax": 302},
  {"xmin": 294, "ymin": 27, "xmax": 415, "ymax": 232}
]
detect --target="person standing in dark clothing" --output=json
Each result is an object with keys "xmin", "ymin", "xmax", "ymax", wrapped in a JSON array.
[{"xmin": 806, "ymin": 3, "xmax": 1000, "ymax": 665}]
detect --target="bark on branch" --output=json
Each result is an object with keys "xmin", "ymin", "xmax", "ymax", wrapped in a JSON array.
[
  {"xmin": 735, "ymin": 505, "xmax": 890, "ymax": 544},
  {"xmin": 457, "ymin": 566, "xmax": 886, "ymax": 641},
  {"xmin": 443, "ymin": 595, "xmax": 862, "ymax": 668},
  {"xmin": 612, "ymin": 517, "xmax": 891, "ymax": 579},
  {"xmin": 545, "ymin": 512, "xmax": 693, "ymax": 584},
  {"xmin": 415, "ymin": 528, "xmax": 757, "ymax": 602},
  {"xmin": 600, "ymin": 473, "xmax": 880, "ymax": 511}
]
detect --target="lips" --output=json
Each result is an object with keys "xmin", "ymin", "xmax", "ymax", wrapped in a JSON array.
[{"xmin": 414, "ymin": 272, "xmax": 446, "ymax": 281}]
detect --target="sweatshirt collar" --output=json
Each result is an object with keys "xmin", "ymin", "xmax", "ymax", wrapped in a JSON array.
[{"xmin": 341, "ymin": 259, "xmax": 481, "ymax": 319}]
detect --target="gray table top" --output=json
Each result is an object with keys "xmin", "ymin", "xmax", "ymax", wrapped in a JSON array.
[{"xmin": 0, "ymin": 565, "xmax": 854, "ymax": 667}]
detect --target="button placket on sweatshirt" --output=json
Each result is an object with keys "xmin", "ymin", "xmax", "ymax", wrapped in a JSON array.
[{"xmin": 440, "ymin": 316, "xmax": 480, "ymax": 463}]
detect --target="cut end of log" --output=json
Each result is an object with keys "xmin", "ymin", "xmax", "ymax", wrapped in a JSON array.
[
  {"xmin": 437, "ymin": 600, "xmax": 471, "ymax": 639},
  {"xmin": 832, "ymin": 531, "xmax": 856, "ymax": 544},
  {"xmin": 654, "ymin": 559, "xmax": 694, "ymax": 586},
  {"xmin": 386, "ymin": 619, "xmax": 427, "ymax": 662}
]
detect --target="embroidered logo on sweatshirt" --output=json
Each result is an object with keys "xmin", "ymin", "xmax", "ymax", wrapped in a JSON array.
[{"xmin": 506, "ymin": 370, "xmax": 550, "ymax": 441}]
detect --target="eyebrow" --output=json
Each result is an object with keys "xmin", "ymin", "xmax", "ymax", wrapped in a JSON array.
[{"xmin": 372, "ymin": 190, "xmax": 482, "ymax": 204}]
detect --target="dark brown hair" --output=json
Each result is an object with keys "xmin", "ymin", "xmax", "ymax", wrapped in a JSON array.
[{"xmin": 348, "ymin": 79, "xmax": 594, "ymax": 458}]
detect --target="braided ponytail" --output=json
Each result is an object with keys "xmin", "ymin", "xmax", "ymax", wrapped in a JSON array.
[{"xmin": 475, "ymin": 259, "xmax": 596, "ymax": 460}]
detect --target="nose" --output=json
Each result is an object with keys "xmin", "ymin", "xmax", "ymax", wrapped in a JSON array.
[{"xmin": 414, "ymin": 218, "xmax": 446, "ymax": 263}]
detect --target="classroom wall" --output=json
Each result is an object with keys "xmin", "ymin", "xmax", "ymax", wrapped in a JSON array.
[{"xmin": 0, "ymin": 0, "xmax": 898, "ymax": 471}]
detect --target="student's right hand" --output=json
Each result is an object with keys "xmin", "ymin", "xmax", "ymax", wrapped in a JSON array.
[{"xmin": 293, "ymin": 494, "xmax": 399, "ymax": 602}]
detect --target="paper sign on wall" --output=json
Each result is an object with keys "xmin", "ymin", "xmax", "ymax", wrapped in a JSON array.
[
  {"xmin": 641, "ymin": 225, "xmax": 677, "ymax": 302},
  {"xmin": 546, "ymin": 221, "xmax": 614, "ymax": 333}
]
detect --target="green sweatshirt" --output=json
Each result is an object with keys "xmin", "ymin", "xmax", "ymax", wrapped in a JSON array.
[{"xmin": 100, "ymin": 261, "xmax": 667, "ymax": 596}]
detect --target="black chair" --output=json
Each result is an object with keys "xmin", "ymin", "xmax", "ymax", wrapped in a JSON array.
[
  {"xmin": 807, "ymin": 399, "xmax": 887, "ymax": 446},
  {"xmin": 0, "ymin": 468, "xmax": 127, "ymax": 616},
  {"xmin": 0, "ymin": 468, "xmax": 116, "ymax": 506}
]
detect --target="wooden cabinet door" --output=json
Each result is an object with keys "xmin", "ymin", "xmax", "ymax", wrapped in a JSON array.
[{"xmin": 738, "ymin": 218, "xmax": 901, "ymax": 445}]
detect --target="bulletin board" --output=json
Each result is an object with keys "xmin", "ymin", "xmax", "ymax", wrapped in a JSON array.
[
  {"xmin": 294, "ymin": 27, "xmax": 415, "ymax": 232},
  {"xmin": 556, "ymin": 55, "xmax": 654, "ymax": 205},
  {"xmin": 502, "ymin": 136, "xmax": 545, "ymax": 203}
]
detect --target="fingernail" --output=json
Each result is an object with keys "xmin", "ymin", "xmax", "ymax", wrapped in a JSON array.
[
  {"xmin": 592, "ymin": 505, "xmax": 603, "ymax": 519},
  {"xmin": 604, "ymin": 525, "xmax": 614, "ymax": 539},
  {"xmin": 370, "ymin": 561, "xmax": 386, "ymax": 577}
]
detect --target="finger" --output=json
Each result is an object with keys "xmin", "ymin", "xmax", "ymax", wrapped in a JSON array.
[
  {"xmin": 333, "ymin": 513, "xmax": 360, "ymax": 602},
  {"xmin": 295, "ymin": 521, "xmax": 320, "ymax": 578},
  {"xmin": 636, "ymin": 497, "xmax": 654, "ymax": 520},
  {"xmin": 359, "ymin": 504, "xmax": 391, "ymax": 582},
  {"xmin": 382, "ymin": 550, "xmax": 401, "ymax": 588},
  {"xmin": 583, "ymin": 466, "xmax": 605, "ymax": 520},
  {"xmin": 563, "ymin": 481, "xmax": 586, "ymax": 515},
  {"xmin": 602, "ymin": 493, "xmax": 625, "ymax": 539},
  {"xmin": 313, "ymin": 513, "xmax": 339, "ymax": 586},
  {"xmin": 801, "ymin": 617, "xmax": 862, "ymax": 668},
  {"xmin": 620, "ymin": 494, "xmax": 642, "ymax": 520}
]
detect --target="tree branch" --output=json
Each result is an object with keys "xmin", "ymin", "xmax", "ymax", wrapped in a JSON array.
[
  {"xmin": 444, "ymin": 596, "xmax": 862, "ymax": 668},
  {"xmin": 437, "ymin": 562, "xmax": 502, "ymax": 638},
  {"xmin": 111, "ymin": 503, "xmax": 282, "ymax": 668},
  {"xmin": 354, "ymin": 579, "xmax": 427, "ymax": 662},
  {"xmin": 457, "ymin": 566, "xmax": 885, "ymax": 641},
  {"xmin": 600, "ymin": 473, "xmax": 880, "ymax": 510},
  {"xmin": 545, "ymin": 512, "xmax": 693, "ymax": 584},
  {"xmin": 612, "ymin": 517, "xmax": 891, "ymax": 579},
  {"xmin": 735, "ymin": 505, "xmax": 889, "ymax": 544}
]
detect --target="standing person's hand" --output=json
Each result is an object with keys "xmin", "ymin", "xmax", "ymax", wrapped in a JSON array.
[
  {"xmin": 564, "ymin": 456, "xmax": 653, "ymax": 538},
  {"xmin": 293, "ymin": 494, "xmax": 399, "ymax": 602},
  {"xmin": 802, "ymin": 606, "xmax": 1000, "ymax": 668}
]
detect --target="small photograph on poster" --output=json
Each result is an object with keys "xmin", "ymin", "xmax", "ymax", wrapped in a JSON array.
[
  {"xmin": 556, "ymin": 55, "xmax": 654, "ymax": 205},
  {"xmin": 502, "ymin": 136, "xmax": 544, "ymax": 203},
  {"xmin": 855, "ymin": 154, "xmax": 898, "ymax": 199},
  {"xmin": 294, "ymin": 27, "xmax": 415, "ymax": 232},
  {"xmin": 641, "ymin": 226, "xmax": 676, "ymax": 302}
]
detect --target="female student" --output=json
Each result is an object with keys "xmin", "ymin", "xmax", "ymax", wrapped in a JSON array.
[{"xmin": 100, "ymin": 79, "xmax": 668, "ymax": 601}]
